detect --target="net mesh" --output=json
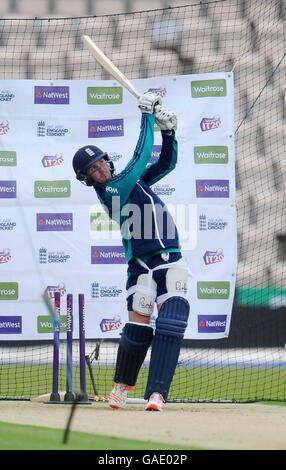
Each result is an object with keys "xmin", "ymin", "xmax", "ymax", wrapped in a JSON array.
[{"xmin": 0, "ymin": 0, "xmax": 285, "ymax": 402}]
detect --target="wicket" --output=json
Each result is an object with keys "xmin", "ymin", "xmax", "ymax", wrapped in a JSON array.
[{"xmin": 47, "ymin": 291, "xmax": 90, "ymax": 404}]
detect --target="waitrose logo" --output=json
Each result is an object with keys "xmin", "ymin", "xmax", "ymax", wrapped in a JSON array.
[
  {"xmin": 90, "ymin": 213, "xmax": 120, "ymax": 231},
  {"xmin": 37, "ymin": 315, "xmax": 69, "ymax": 333},
  {"xmin": 0, "ymin": 282, "xmax": 18, "ymax": 300},
  {"xmin": 197, "ymin": 282, "xmax": 230, "ymax": 299},
  {"xmin": 191, "ymin": 79, "xmax": 227, "ymax": 98},
  {"xmin": 87, "ymin": 87, "xmax": 123, "ymax": 104},
  {"xmin": 0, "ymin": 151, "xmax": 17, "ymax": 166},
  {"xmin": 194, "ymin": 146, "xmax": 228, "ymax": 164},
  {"xmin": 34, "ymin": 180, "xmax": 71, "ymax": 198}
]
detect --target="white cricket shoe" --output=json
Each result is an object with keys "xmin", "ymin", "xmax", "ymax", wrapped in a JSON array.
[
  {"xmin": 145, "ymin": 392, "xmax": 165, "ymax": 412},
  {"xmin": 108, "ymin": 383, "xmax": 134, "ymax": 409}
]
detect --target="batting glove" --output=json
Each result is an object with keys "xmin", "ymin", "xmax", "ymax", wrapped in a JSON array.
[
  {"xmin": 138, "ymin": 92, "xmax": 162, "ymax": 114},
  {"xmin": 155, "ymin": 105, "xmax": 177, "ymax": 131}
]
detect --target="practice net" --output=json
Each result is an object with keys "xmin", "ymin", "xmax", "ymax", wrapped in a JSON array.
[{"xmin": 0, "ymin": 0, "xmax": 285, "ymax": 402}]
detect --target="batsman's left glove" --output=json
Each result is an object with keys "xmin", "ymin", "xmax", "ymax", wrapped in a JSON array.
[
  {"xmin": 155, "ymin": 105, "xmax": 177, "ymax": 131},
  {"xmin": 138, "ymin": 92, "xmax": 162, "ymax": 114}
]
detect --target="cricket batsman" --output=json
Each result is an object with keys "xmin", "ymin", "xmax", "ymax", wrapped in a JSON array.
[{"xmin": 72, "ymin": 92, "xmax": 190, "ymax": 411}]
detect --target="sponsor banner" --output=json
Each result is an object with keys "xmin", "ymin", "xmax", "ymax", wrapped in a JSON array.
[
  {"xmin": 34, "ymin": 180, "xmax": 71, "ymax": 198},
  {"xmin": 198, "ymin": 213, "xmax": 228, "ymax": 231},
  {"xmin": 0, "ymin": 72, "xmax": 235, "ymax": 340},
  {"xmin": 91, "ymin": 281, "xmax": 123, "ymax": 300},
  {"xmin": 0, "ymin": 181, "xmax": 16, "ymax": 198},
  {"xmin": 194, "ymin": 146, "xmax": 228, "ymax": 164},
  {"xmin": 88, "ymin": 119, "xmax": 124, "ymax": 138},
  {"xmin": 196, "ymin": 179, "xmax": 229, "ymax": 198},
  {"xmin": 197, "ymin": 281, "xmax": 230, "ymax": 299},
  {"xmin": 37, "ymin": 315, "xmax": 68, "ymax": 333},
  {"xmin": 34, "ymin": 86, "xmax": 70, "ymax": 105},
  {"xmin": 37, "ymin": 121, "xmax": 69, "ymax": 137},
  {"xmin": 0, "ymin": 120, "xmax": 9, "ymax": 135},
  {"xmin": 87, "ymin": 86, "xmax": 123, "ymax": 105},
  {"xmin": 0, "ymin": 249, "xmax": 11, "ymax": 264},
  {"xmin": 37, "ymin": 213, "xmax": 73, "ymax": 231},
  {"xmin": 191, "ymin": 79, "xmax": 227, "ymax": 98},
  {"xmin": 0, "ymin": 151, "xmax": 17, "ymax": 166},
  {"xmin": 0, "ymin": 90, "xmax": 15, "ymax": 102},
  {"xmin": 0, "ymin": 316, "xmax": 22, "ymax": 334},
  {"xmin": 0, "ymin": 282, "xmax": 18, "ymax": 300},
  {"xmin": 0, "ymin": 218, "xmax": 17, "ymax": 231},
  {"xmin": 41, "ymin": 154, "xmax": 63, "ymax": 167},
  {"xmin": 100, "ymin": 316, "xmax": 122, "ymax": 333},
  {"xmin": 91, "ymin": 246, "xmax": 126, "ymax": 264},
  {"xmin": 198, "ymin": 314, "xmax": 227, "ymax": 333}
]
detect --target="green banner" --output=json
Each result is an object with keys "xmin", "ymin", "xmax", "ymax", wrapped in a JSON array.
[
  {"xmin": 37, "ymin": 315, "xmax": 69, "ymax": 333},
  {"xmin": 191, "ymin": 79, "xmax": 227, "ymax": 98},
  {"xmin": 87, "ymin": 86, "xmax": 123, "ymax": 104},
  {"xmin": 34, "ymin": 180, "xmax": 71, "ymax": 198}
]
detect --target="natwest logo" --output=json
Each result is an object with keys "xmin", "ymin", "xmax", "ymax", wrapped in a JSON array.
[
  {"xmin": 88, "ymin": 119, "xmax": 124, "ymax": 138},
  {"xmin": 0, "ymin": 181, "xmax": 17, "ymax": 198},
  {"xmin": 196, "ymin": 179, "xmax": 229, "ymax": 198},
  {"xmin": 91, "ymin": 246, "xmax": 126, "ymax": 264},
  {"xmin": 34, "ymin": 86, "xmax": 70, "ymax": 104},
  {"xmin": 37, "ymin": 213, "xmax": 73, "ymax": 231},
  {"xmin": 149, "ymin": 145, "xmax": 162, "ymax": 163},
  {"xmin": 198, "ymin": 315, "xmax": 227, "ymax": 333},
  {"xmin": 0, "ymin": 316, "xmax": 22, "ymax": 334}
]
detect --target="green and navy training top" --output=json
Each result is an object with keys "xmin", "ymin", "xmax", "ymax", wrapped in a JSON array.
[{"xmin": 94, "ymin": 113, "xmax": 180, "ymax": 263}]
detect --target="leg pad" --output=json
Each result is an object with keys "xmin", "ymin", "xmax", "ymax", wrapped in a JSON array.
[
  {"xmin": 144, "ymin": 297, "xmax": 189, "ymax": 401},
  {"xmin": 114, "ymin": 322, "xmax": 153, "ymax": 386}
]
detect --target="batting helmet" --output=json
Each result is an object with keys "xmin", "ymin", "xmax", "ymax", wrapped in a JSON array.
[{"xmin": 72, "ymin": 145, "xmax": 115, "ymax": 186}]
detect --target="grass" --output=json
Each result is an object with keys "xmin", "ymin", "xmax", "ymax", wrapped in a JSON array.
[
  {"xmin": 0, "ymin": 364, "xmax": 285, "ymax": 402},
  {"xmin": 0, "ymin": 421, "xmax": 199, "ymax": 450}
]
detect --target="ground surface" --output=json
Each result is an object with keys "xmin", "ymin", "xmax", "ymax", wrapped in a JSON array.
[{"xmin": 0, "ymin": 400, "xmax": 285, "ymax": 450}]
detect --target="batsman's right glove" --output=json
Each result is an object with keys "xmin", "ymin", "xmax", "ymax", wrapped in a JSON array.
[
  {"xmin": 155, "ymin": 105, "xmax": 177, "ymax": 131},
  {"xmin": 138, "ymin": 92, "xmax": 162, "ymax": 114}
]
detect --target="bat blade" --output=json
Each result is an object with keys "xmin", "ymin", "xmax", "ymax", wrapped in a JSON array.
[{"xmin": 81, "ymin": 35, "xmax": 141, "ymax": 99}]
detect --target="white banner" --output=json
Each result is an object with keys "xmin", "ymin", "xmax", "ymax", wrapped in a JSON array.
[{"xmin": 0, "ymin": 73, "xmax": 236, "ymax": 340}]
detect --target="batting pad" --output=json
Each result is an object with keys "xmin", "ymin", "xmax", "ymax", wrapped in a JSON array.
[
  {"xmin": 114, "ymin": 322, "xmax": 153, "ymax": 386},
  {"xmin": 144, "ymin": 297, "xmax": 190, "ymax": 401}
]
